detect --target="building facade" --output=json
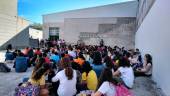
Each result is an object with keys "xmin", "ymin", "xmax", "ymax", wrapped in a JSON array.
[
  {"xmin": 43, "ymin": 1, "xmax": 138, "ymax": 49},
  {"xmin": 0, "ymin": 0, "xmax": 18, "ymax": 48},
  {"xmin": 29, "ymin": 28, "xmax": 43, "ymax": 41}
]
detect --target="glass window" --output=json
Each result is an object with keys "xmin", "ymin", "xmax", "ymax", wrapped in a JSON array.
[{"xmin": 49, "ymin": 27, "xmax": 59, "ymax": 36}]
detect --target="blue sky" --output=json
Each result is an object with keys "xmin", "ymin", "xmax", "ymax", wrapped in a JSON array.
[{"xmin": 18, "ymin": 0, "xmax": 134, "ymax": 23}]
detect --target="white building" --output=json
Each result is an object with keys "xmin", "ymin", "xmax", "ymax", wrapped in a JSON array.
[
  {"xmin": 43, "ymin": 1, "xmax": 138, "ymax": 49},
  {"xmin": 29, "ymin": 28, "xmax": 43, "ymax": 41}
]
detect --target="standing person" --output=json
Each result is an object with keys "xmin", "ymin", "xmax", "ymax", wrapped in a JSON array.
[
  {"xmin": 100, "ymin": 39, "xmax": 104, "ymax": 47},
  {"xmin": 52, "ymin": 57, "xmax": 77, "ymax": 96},
  {"xmin": 113, "ymin": 58, "xmax": 134, "ymax": 89}
]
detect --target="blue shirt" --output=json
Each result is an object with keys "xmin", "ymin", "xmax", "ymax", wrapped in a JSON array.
[
  {"xmin": 50, "ymin": 54, "xmax": 60, "ymax": 63},
  {"xmin": 91, "ymin": 64, "xmax": 104, "ymax": 78}
]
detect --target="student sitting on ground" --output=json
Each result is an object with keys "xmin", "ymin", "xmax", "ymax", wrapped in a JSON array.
[
  {"xmin": 52, "ymin": 57, "xmax": 77, "ymax": 96},
  {"xmin": 83, "ymin": 50, "xmax": 90, "ymax": 62},
  {"xmin": 28, "ymin": 63, "xmax": 50, "ymax": 96},
  {"xmin": 68, "ymin": 47, "xmax": 77, "ymax": 59},
  {"xmin": 43, "ymin": 53, "xmax": 51, "ymax": 64},
  {"xmin": 135, "ymin": 54, "xmax": 152, "ymax": 77},
  {"xmin": 71, "ymin": 62, "xmax": 82, "ymax": 93},
  {"xmin": 23, "ymin": 47, "xmax": 30, "ymax": 57},
  {"xmin": 5, "ymin": 49, "xmax": 14, "ymax": 61},
  {"xmin": 113, "ymin": 57, "xmax": 134, "ymax": 89},
  {"xmin": 34, "ymin": 48, "xmax": 42, "ymax": 56},
  {"xmin": 92, "ymin": 68, "xmax": 117, "ymax": 96},
  {"xmin": 50, "ymin": 50, "xmax": 60, "ymax": 64},
  {"xmin": 91, "ymin": 51, "xmax": 104, "ymax": 78},
  {"xmin": 104, "ymin": 56, "xmax": 114, "ymax": 73},
  {"xmin": 81, "ymin": 61, "xmax": 98, "ymax": 91},
  {"xmin": 32, "ymin": 58, "xmax": 45, "ymax": 74},
  {"xmin": 13, "ymin": 50, "xmax": 25, "ymax": 68},
  {"xmin": 128, "ymin": 52, "xmax": 140, "ymax": 69},
  {"xmin": 74, "ymin": 52, "xmax": 85, "ymax": 66}
]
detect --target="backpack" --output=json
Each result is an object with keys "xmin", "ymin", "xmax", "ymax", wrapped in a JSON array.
[
  {"xmin": 115, "ymin": 84, "xmax": 134, "ymax": 96},
  {"xmin": 14, "ymin": 82, "xmax": 40, "ymax": 96},
  {"xmin": 0, "ymin": 63, "xmax": 11, "ymax": 72}
]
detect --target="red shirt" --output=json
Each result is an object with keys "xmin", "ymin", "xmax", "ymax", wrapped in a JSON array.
[
  {"xmin": 45, "ymin": 57, "xmax": 51, "ymax": 64},
  {"xmin": 35, "ymin": 50, "xmax": 42, "ymax": 55}
]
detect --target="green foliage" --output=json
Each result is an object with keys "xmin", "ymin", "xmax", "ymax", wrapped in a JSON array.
[{"xmin": 30, "ymin": 23, "xmax": 42, "ymax": 30}]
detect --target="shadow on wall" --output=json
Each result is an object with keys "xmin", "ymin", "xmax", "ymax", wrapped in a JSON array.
[
  {"xmin": 0, "ymin": 26, "xmax": 30, "ymax": 50},
  {"xmin": 137, "ymin": 0, "xmax": 156, "ymax": 28}
]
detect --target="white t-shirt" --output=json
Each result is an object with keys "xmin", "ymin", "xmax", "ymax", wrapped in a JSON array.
[
  {"xmin": 118, "ymin": 67, "xmax": 134, "ymax": 88},
  {"xmin": 129, "ymin": 56, "xmax": 140, "ymax": 64},
  {"xmin": 83, "ymin": 54, "xmax": 90, "ymax": 61},
  {"xmin": 68, "ymin": 50, "xmax": 76, "ymax": 58},
  {"xmin": 52, "ymin": 69, "xmax": 77, "ymax": 96},
  {"xmin": 98, "ymin": 81, "xmax": 116, "ymax": 96}
]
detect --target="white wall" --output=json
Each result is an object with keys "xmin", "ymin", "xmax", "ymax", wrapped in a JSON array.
[
  {"xmin": 64, "ymin": 17, "xmax": 136, "ymax": 48},
  {"xmin": 43, "ymin": 1, "xmax": 138, "ymax": 23},
  {"xmin": 29, "ymin": 28, "xmax": 43, "ymax": 41},
  {"xmin": 135, "ymin": 0, "xmax": 170, "ymax": 95},
  {"xmin": 0, "ymin": 0, "xmax": 17, "ymax": 16},
  {"xmin": 17, "ymin": 17, "xmax": 30, "ymax": 32},
  {"xmin": 0, "ymin": 0, "xmax": 17, "ymax": 47}
]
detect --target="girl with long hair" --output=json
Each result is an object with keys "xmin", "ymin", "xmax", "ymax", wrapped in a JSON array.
[
  {"xmin": 29, "ymin": 63, "xmax": 51, "ymax": 96},
  {"xmin": 135, "ymin": 54, "xmax": 152, "ymax": 76},
  {"xmin": 113, "ymin": 57, "xmax": 134, "ymax": 89},
  {"xmin": 52, "ymin": 57, "xmax": 77, "ymax": 96},
  {"xmin": 92, "ymin": 68, "xmax": 117, "ymax": 96}
]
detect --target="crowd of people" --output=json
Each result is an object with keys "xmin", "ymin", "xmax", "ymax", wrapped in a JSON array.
[{"xmin": 3, "ymin": 40, "xmax": 153, "ymax": 96}]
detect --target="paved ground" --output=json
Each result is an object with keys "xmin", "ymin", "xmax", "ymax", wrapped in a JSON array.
[
  {"xmin": 0, "ymin": 64, "xmax": 32, "ymax": 96},
  {"xmin": 0, "ymin": 51, "xmax": 165, "ymax": 96}
]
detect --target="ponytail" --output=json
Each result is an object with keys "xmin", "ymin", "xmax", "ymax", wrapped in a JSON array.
[
  {"xmin": 65, "ymin": 67, "xmax": 73, "ymax": 80},
  {"xmin": 61, "ymin": 57, "xmax": 73, "ymax": 80}
]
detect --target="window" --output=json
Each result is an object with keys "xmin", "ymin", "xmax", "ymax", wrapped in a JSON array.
[
  {"xmin": 49, "ymin": 27, "xmax": 59, "ymax": 36},
  {"xmin": 49, "ymin": 27, "xmax": 59, "ymax": 40}
]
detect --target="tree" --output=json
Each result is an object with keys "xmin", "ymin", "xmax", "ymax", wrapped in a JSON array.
[{"xmin": 30, "ymin": 23, "xmax": 42, "ymax": 30}]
